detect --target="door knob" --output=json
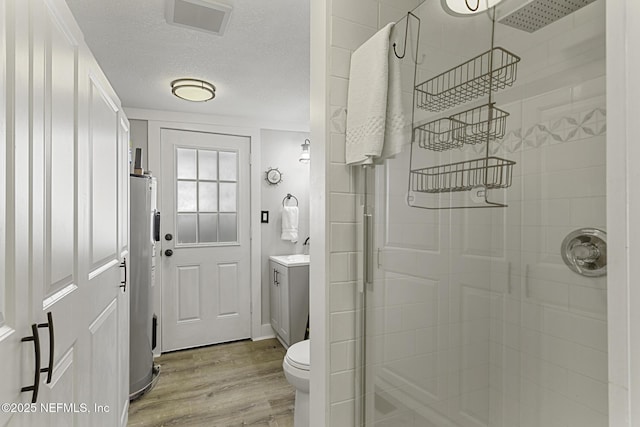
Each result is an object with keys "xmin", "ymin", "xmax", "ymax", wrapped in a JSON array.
[
  {"xmin": 165, "ymin": 233, "xmax": 173, "ymax": 241},
  {"xmin": 164, "ymin": 249, "xmax": 173, "ymax": 257}
]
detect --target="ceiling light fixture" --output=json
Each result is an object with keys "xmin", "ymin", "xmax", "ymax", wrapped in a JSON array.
[
  {"xmin": 299, "ymin": 139, "xmax": 310, "ymax": 164},
  {"xmin": 170, "ymin": 78, "xmax": 216, "ymax": 102},
  {"xmin": 442, "ymin": 0, "xmax": 505, "ymax": 16}
]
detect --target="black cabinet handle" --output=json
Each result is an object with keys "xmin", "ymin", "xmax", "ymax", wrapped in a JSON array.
[
  {"xmin": 153, "ymin": 212, "xmax": 161, "ymax": 242},
  {"xmin": 165, "ymin": 249, "xmax": 173, "ymax": 257},
  {"xmin": 21, "ymin": 323, "xmax": 41, "ymax": 403},
  {"xmin": 37, "ymin": 312, "xmax": 54, "ymax": 384},
  {"xmin": 120, "ymin": 258, "xmax": 127, "ymax": 291}
]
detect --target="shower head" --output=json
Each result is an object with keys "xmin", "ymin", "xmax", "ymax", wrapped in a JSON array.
[{"xmin": 498, "ymin": 0, "xmax": 597, "ymax": 32}]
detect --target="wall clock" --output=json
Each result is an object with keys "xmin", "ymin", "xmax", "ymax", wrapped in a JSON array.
[{"xmin": 265, "ymin": 167, "xmax": 283, "ymax": 185}]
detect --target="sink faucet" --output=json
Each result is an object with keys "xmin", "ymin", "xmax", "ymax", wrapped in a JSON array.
[{"xmin": 303, "ymin": 237, "xmax": 310, "ymax": 255}]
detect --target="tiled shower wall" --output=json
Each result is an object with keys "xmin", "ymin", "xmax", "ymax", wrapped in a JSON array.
[
  {"xmin": 362, "ymin": 0, "xmax": 607, "ymax": 424},
  {"xmin": 324, "ymin": 0, "xmax": 606, "ymax": 425},
  {"xmin": 325, "ymin": 0, "xmax": 420, "ymax": 424}
]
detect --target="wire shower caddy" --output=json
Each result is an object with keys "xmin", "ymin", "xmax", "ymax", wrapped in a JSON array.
[
  {"xmin": 400, "ymin": 9, "xmax": 520, "ymax": 209},
  {"xmin": 415, "ymin": 47, "xmax": 520, "ymax": 113}
]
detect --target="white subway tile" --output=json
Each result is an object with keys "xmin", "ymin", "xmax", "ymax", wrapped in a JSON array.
[
  {"xmin": 569, "ymin": 285, "xmax": 607, "ymax": 319},
  {"xmin": 333, "ymin": 0, "xmax": 378, "ymax": 28},
  {"xmin": 567, "ymin": 371, "xmax": 608, "ymax": 414},
  {"xmin": 330, "ymin": 46, "xmax": 351, "ymax": 79},
  {"xmin": 331, "ymin": 223, "xmax": 357, "ymax": 252},
  {"xmin": 331, "ymin": 133, "xmax": 346, "ymax": 163},
  {"xmin": 568, "ymin": 313, "xmax": 607, "ymax": 352},
  {"xmin": 383, "ymin": 331, "xmax": 415, "ymax": 360},
  {"xmin": 379, "ymin": 3, "xmax": 409, "ymax": 27},
  {"xmin": 330, "ymin": 193, "xmax": 357, "ymax": 222},
  {"xmin": 570, "ymin": 196, "xmax": 606, "ymax": 228},
  {"xmin": 330, "ymin": 281, "xmax": 357, "ymax": 312},
  {"xmin": 331, "ymin": 311, "xmax": 356, "ymax": 341},
  {"xmin": 522, "ymin": 353, "xmax": 568, "ymax": 395},
  {"xmin": 331, "ymin": 16, "xmax": 376, "ymax": 50},
  {"xmin": 384, "ymin": 305, "xmax": 403, "ymax": 333},
  {"xmin": 415, "ymin": 327, "xmax": 437, "ymax": 355},
  {"xmin": 330, "ymin": 252, "xmax": 349, "ymax": 282},
  {"xmin": 566, "ymin": 400, "xmax": 609, "ymax": 427},
  {"xmin": 330, "ymin": 340, "xmax": 356, "ymax": 373},
  {"xmin": 329, "ymin": 163, "xmax": 352, "ymax": 193},
  {"xmin": 330, "ymin": 399, "xmax": 355, "ymax": 425},
  {"xmin": 330, "ymin": 76, "xmax": 349, "ymax": 107},
  {"xmin": 568, "ymin": 342, "xmax": 607, "ymax": 382},
  {"xmin": 526, "ymin": 277, "xmax": 569, "ymax": 309},
  {"xmin": 330, "ymin": 370, "xmax": 356, "ymax": 403},
  {"xmin": 378, "ymin": 0, "xmax": 418, "ymax": 12}
]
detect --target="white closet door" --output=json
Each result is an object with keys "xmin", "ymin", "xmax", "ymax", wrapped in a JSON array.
[
  {"xmin": 0, "ymin": 0, "xmax": 128, "ymax": 425},
  {"xmin": 116, "ymin": 115, "xmax": 131, "ymax": 425},
  {"xmin": 0, "ymin": 2, "xmax": 31, "ymax": 426},
  {"xmin": 27, "ymin": 3, "xmax": 83, "ymax": 425},
  {"xmin": 75, "ymin": 55, "xmax": 127, "ymax": 427}
]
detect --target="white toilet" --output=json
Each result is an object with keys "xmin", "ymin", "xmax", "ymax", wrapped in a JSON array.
[{"xmin": 283, "ymin": 339, "xmax": 310, "ymax": 427}]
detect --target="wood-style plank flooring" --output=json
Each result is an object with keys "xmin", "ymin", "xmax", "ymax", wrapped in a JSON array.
[{"xmin": 128, "ymin": 339, "xmax": 295, "ymax": 427}]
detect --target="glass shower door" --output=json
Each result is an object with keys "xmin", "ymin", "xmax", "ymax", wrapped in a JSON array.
[{"xmin": 361, "ymin": 0, "xmax": 608, "ymax": 426}]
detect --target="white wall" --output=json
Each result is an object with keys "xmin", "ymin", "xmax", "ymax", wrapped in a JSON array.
[{"xmin": 260, "ymin": 129, "xmax": 310, "ymax": 324}]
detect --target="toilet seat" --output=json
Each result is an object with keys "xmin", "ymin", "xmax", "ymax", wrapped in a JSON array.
[{"xmin": 285, "ymin": 340, "xmax": 310, "ymax": 371}]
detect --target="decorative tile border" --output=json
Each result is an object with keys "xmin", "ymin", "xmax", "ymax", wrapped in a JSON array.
[{"xmin": 466, "ymin": 106, "xmax": 606, "ymax": 155}]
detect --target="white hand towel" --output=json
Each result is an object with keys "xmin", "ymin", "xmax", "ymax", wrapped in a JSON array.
[
  {"xmin": 345, "ymin": 22, "xmax": 409, "ymax": 166},
  {"xmin": 281, "ymin": 206, "xmax": 299, "ymax": 243}
]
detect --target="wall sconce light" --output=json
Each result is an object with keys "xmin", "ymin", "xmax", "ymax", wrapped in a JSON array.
[
  {"xmin": 170, "ymin": 78, "xmax": 216, "ymax": 102},
  {"xmin": 299, "ymin": 139, "xmax": 310, "ymax": 163}
]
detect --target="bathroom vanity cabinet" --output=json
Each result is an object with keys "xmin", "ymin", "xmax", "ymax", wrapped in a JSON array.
[{"xmin": 269, "ymin": 255, "xmax": 310, "ymax": 348}]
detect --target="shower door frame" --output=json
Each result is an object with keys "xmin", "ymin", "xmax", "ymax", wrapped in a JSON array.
[{"xmin": 355, "ymin": 2, "xmax": 640, "ymax": 427}]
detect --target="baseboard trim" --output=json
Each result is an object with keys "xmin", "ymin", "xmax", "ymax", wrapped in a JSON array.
[{"xmin": 253, "ymin": 323, "xmax": 276, "ymax": 341}]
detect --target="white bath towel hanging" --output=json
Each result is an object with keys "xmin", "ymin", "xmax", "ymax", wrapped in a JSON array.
[
  {"xmin": 281, "ymin": 206, "xmax": 299, "ymax": 243},
  {"xmin": 345, "ymin": 22, "xmax": 409, "ymax": 166}
]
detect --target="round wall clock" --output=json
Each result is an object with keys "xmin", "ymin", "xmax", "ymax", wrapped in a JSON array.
[{"xmin": 265, "ymin": 167, "xmax": 283, "ymax": 185}]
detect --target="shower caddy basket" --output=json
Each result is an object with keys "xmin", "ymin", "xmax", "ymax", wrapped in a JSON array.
[{"xmin": 408, "ymin": 44, "xmax": 521, "ymax": 206}]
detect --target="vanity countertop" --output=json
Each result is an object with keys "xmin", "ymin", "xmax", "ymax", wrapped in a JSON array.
[{"xmin": 269, "ymin": 254, "xmax": 310, "ymax": 267}]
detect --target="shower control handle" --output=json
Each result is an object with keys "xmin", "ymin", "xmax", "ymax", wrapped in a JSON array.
[
  {"xmin": 571, "ymin": 243, "xmax": 601, "ymax": 264},
  {"xmin": 561, "ymin": 228, "xmax": 606, "ymax": 277}
]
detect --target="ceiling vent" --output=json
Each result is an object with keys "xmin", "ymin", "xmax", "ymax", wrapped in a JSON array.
[{"xmin": 165, "ymin": 0, "xmax": 233, "ymax": 36}]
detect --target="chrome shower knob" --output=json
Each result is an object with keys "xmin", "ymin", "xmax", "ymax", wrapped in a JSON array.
[{"xmin": 561, "ymin": 228, "xmax": 606, "ymax": 277}]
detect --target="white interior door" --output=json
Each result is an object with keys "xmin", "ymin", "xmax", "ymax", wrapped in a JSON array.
[
  {"xmin": 0, "ymin": 1, "xmax": 28, "ymax": 425},
  {"xmin": 161, "ymin": 129, "xmax": 251, "ymax": 352},
  {"xmin": 27, "ymin": 2, "xmax": 82, "ymax": 424},
  {"xmin": 0, "ymin": 1, "xmax": 129, "ymax": 425}
]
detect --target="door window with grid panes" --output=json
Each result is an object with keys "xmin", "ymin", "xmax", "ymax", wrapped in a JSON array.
[{"xmin": 175, "ymin": 147, "xmax": 238, "ymax": 245}]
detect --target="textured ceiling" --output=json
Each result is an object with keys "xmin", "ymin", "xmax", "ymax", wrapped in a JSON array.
[{"xmin": 65, "ymin": 0, "xmax": 310, "ymax": 127}]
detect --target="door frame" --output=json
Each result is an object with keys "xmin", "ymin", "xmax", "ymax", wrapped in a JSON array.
[{"xmin": 147, "ymin": 119, "xmax": 263, "ymax": 352}]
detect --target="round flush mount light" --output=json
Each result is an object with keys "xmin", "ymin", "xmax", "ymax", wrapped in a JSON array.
[
  {"xmin": 170, "ymin": 78, "xmax": 216, "ymax": 102},
  {"xmin": 442, "ymin": 0, "xmax": 505, "ymax": 16}
]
